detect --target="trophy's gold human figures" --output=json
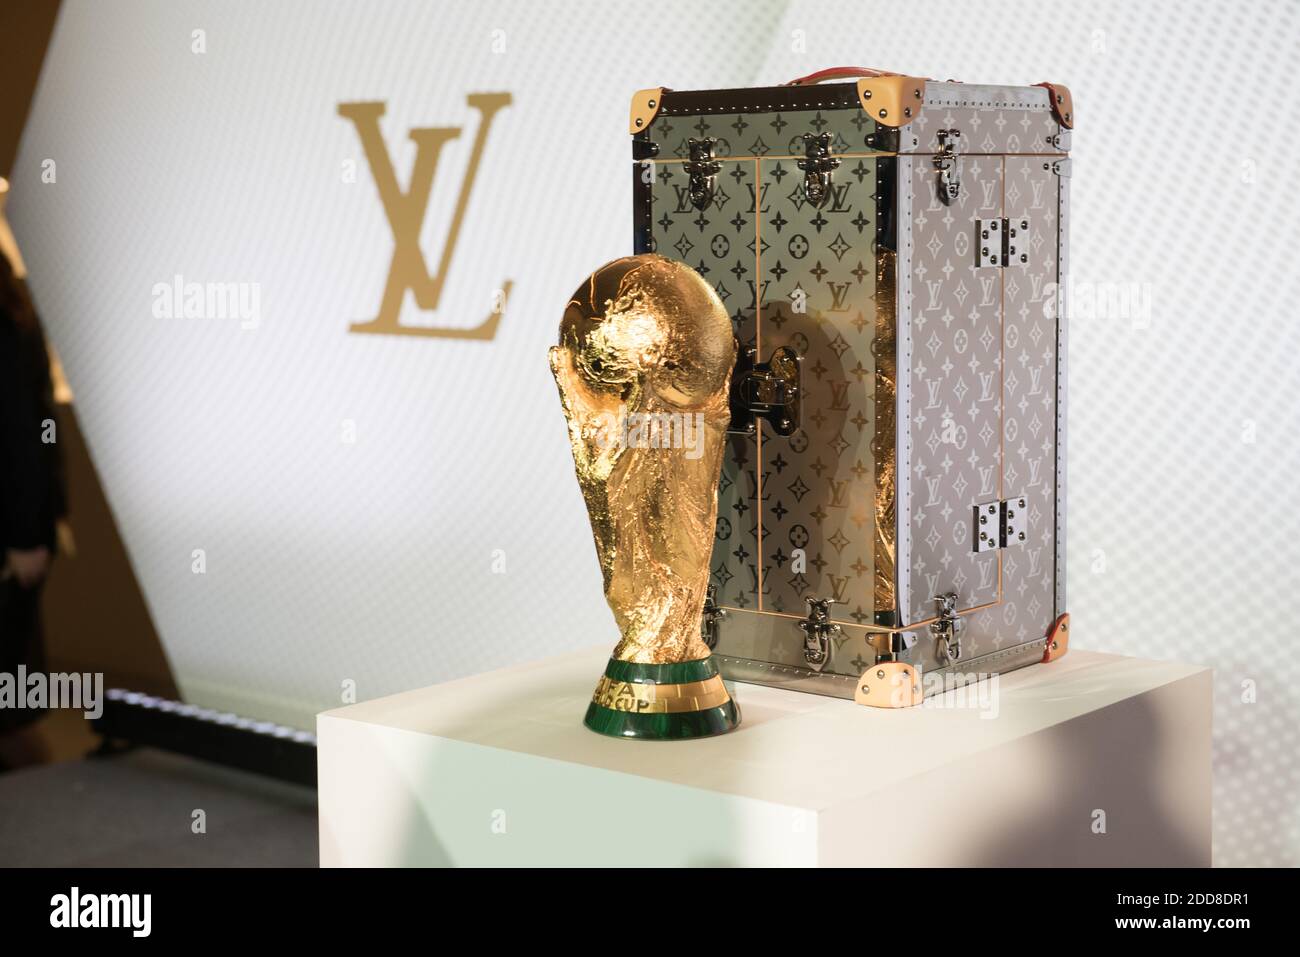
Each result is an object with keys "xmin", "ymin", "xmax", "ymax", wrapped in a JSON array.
[{"xmin": 550, "ymin": 254, "xmax": 740, "ymax": 738}]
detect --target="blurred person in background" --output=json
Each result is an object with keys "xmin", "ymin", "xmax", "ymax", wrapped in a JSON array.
[{"xmin": 0, "ymin": 250, "xmax": 66, "ymax": 770}]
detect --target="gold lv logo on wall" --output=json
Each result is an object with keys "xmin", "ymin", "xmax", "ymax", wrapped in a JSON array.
[{"xmin": 338, "ymin": 93, "xmax": 512, "ymax": 339}]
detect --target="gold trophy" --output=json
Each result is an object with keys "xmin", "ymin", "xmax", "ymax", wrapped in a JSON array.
[{"xmin": 549, "ymin": 254, "xmax": 741, "ymax": 739}]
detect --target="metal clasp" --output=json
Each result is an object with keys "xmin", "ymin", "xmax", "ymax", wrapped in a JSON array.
[
  {"xmin": 930, "ymin": 592, "xmax": 965, "ymax": 665},
  {"xmin": 701, "ymin": 585, "xmax": 727, "ymax": 650},
  {"xmin": 799, "ymin": 596, "xmax": 843, "ymax": 672},
  {"xmin": 684, "ymin": 138, "xmax": 721, "ymax": 210},
  {"xmin": 728, "ymin": 344, "xmax": 801, "ymax": 437},
  {"xmin": 797, "ymin": 132, "xmax": 840, "ymax": 209},
  {"xmin": 934, "ymin": 128, "xmax": 962, "ymax": 204}
]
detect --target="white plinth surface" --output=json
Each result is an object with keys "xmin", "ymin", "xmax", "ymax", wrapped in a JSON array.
[{"xmin": 317, "ymin": 648, "xmax": 1211, "ymax": 867}]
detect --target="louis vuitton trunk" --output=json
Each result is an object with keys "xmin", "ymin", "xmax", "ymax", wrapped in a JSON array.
[{"xmin": 630, "ymin": 68, "xmax": 1073, "ymax": 704}]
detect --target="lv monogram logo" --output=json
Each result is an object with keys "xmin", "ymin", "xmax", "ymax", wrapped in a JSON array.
[
  {"xmin": 828, "ymin": 479, "xmax": 850, "ymax": 508},
  {"xmin": 338, "ymin": 94, "xmax": 512, "ymax": 339},
  {"xmin": 925, "ymin": 279, "xmax": 944, "ymax": 312},
  {"xmin": 673, "ymin": 185, "xmax": 697, "ymax": 214},
  {"xmin": 826, "ymin": 183, "xmax": 853, "ymax": 212},
  {"xmin": 924, "ymin": 475, "xmax": 942, "ymax": 507}
]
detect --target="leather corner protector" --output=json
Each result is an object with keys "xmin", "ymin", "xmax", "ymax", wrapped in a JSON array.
[
  {"xmin": 630, "ymin": 87, "xmax": 664, "ymax": 135},
  {"xmin": 1038, "ymin": 81, "xmax": 1074, "ymax": 129},
  {"xmin": 1042, "ymin": 613, "xmax": 1070, "ymax": 663},
  {"xmin": 856, "ymin": 76, "xmax": 926, "ymax": 127},
  {"xmin": 855, "ymin": 661, "xmax": 924, "ymax": 708}
]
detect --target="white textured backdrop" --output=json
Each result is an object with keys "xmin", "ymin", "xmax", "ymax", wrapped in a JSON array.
[{"xmin": 8, "ymin": 0, "xmax": 1297, "ymax": 866}]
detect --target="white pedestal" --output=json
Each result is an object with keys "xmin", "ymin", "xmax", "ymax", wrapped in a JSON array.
[{"xmin": 317, "ymin": 648, "xmax": 1211, "ymax": 867}]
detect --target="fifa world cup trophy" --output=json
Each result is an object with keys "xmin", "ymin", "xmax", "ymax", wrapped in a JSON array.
[{"xmin": 549, "ymin": 254, "xmax": 741, "ymax": 739}]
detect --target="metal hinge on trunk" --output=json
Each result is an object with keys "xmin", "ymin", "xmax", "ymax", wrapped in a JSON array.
[
  {"xmin": 972, "ymin": 495, "xmax": 1029, "ymax": 552},
  {"xmin": 976, "ymin": 218, "xmax": 1031, "ymax": 268}
]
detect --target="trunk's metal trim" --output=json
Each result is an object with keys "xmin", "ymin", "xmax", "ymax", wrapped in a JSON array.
[
  {"xmin": 1055, "ymin": 158, "xmax": 1070, "ymax": 617},
  {"xmin": 894, "ymin": 155, "xmax": 914, "ymax": 637}
]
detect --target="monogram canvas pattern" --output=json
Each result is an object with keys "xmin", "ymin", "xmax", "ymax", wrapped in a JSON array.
[
  {"xmin": 990, "ymin": 156, "xmax": 1060, "ymax": 657},
  {"xmin": 644, "ymin": 106, "xmax": 888, "ymax": 632},
  {"xmin": 903, "ymin": 153, "xmax": 1004, "ymax": 635},
  {"xmin": 645, "ymin": 158, "xmax": 760, "ymax": 610},
  {"xmin": 907, "ymin": 83, "xmax": 1065, "ymax": 156},
  {"xmin": 903, "ymin": 149, "xmax": 1061, "ymax": 672},
  {"xmin": 755, "ymin": 154, "xmax": 880, "ymax": 623},
  {"xmin": 636, "ymin": 86, "xmax": 1067, "ymax": 690},
  {"xmin": 644, "ymin": 107, "xmax": 890, "ymax": 680}
]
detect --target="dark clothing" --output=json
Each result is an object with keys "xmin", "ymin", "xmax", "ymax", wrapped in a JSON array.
[
  {"xmin": 0, "ymin": 581, "xmax": 46, "ymax": 731},
  {"xmin": 0, "ymin": 293, "xmax": 65, "ymax": 721},
  {"xmin": 0, "ymin": 309, "xmax": 65, "ymax": 552}
]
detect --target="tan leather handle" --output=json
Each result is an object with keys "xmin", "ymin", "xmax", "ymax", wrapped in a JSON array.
[{"xmin": 785, "ymin": 66, "xmax": 898, "ymax": 86}]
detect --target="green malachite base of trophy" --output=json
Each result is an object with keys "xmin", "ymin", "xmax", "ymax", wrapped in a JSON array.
[{"xmin": 583, "ymin": 656, "xmax": 741, "ymax": 740}]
